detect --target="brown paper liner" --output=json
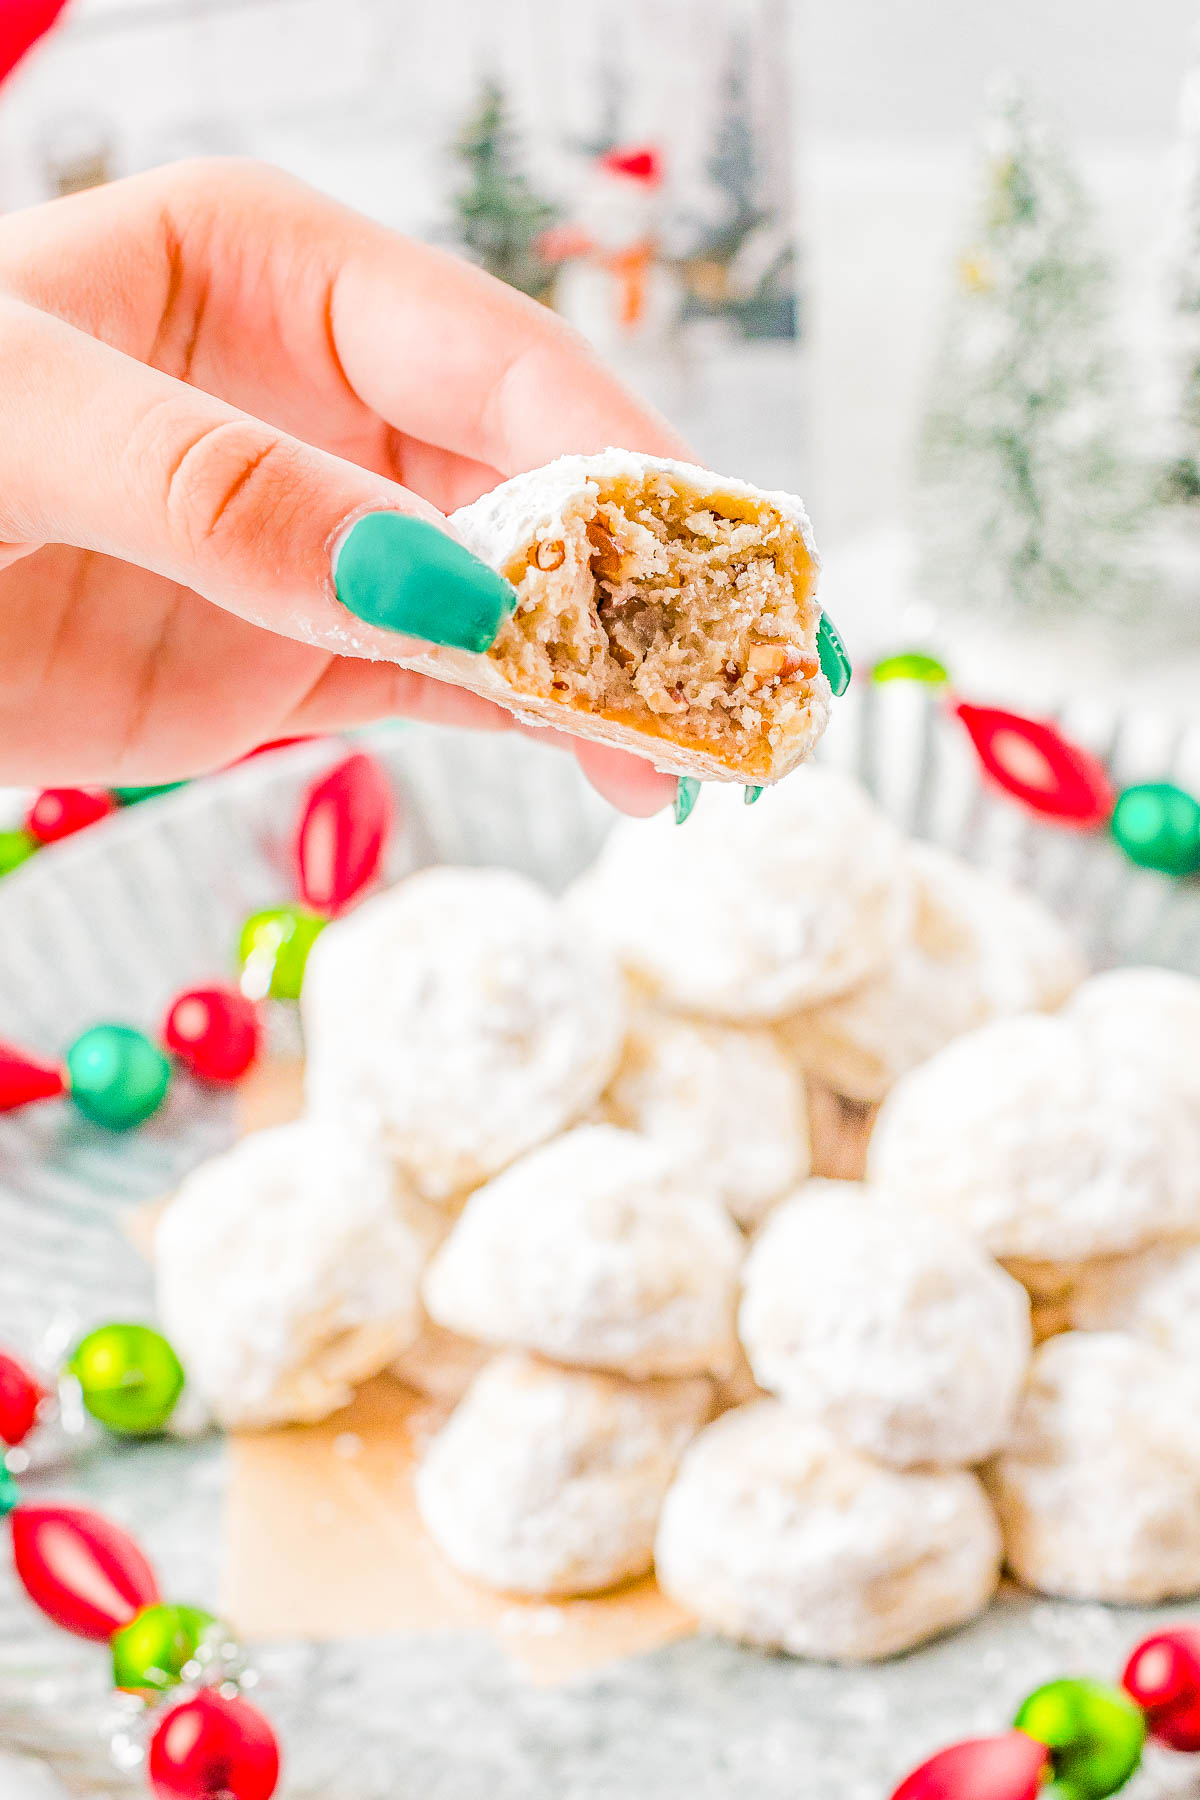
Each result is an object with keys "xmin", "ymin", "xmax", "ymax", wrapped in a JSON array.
[{"xmin": 222, "ymin": 1373, "xmax": 696, "ymax": 1684}]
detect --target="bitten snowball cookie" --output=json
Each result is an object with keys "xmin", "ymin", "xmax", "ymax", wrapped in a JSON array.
[
  {"xmin": 739, "ymin": 1182, "xmax": 1031, "ymax": 1465},
  {"xmin": 986, "ymin": 1332, "xmax": 1200, "ymax": 1603},
  {"xmin": 602, "ymin": 1012, "xmax": 810, "ymax": 1226},
  {"xmin": 780, "ymin": 844, "xmax": 1084, "ymax": 1104},
  {"xmin": 868, "ymin": 1013, "xmax": 1199, "ymax": 1260},
  {"xmin": 655, "ymin": 1401, "xmax": 1001, "ymax": 1662},
  {"xmin": 156, "ymin": 1118, "xmax": 437, "ymax": 1428},
  {"xmin": 1067, "ymin": 967, "xmax": 1200, "ymax": 1113},
  {"xmin": 422, "ymin": 1125, "xmax": 743, "ymax": 1377},
  {"xmin": 303, "ymin": 867, "xmax": 625, "ymax": 1200},
  {"xmin": 1067, "ymin": 1242, "xmax": 1200, "ymax": 1361},
  {"xmin": 566, "ymin": 768, "xmax": 913, "ymax": 1022},
  {"xmin": 415, "ymin": 1352, "xmax": 713, "ymax": 1596}
]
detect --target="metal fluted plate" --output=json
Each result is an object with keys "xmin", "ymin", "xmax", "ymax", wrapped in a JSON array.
[{"xmin": 2, "ymin": 702, "xmax": 1200, "ymax": 1800}]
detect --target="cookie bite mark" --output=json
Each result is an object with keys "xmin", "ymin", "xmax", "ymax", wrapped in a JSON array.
[{"xmin": 486, "ymin": 463, "xmax": 823, "ymax": 780}]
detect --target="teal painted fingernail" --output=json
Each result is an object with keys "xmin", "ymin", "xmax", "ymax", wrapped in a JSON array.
[
  {"xmin": 675, "ymin": 777, "xmax": 701, "ymax": 825},
  {"xmin": 743, "ymin": 785, "xmax": 763, "ymax": 806},
  {"xmin": 817, "ymin": 612, "xmax": 852, "ymax": 696},
  {"xmin": 333, "ymin": 512, "xmax": 516, "ymax": 653}
]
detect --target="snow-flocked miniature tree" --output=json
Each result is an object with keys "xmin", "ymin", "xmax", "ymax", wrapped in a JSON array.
[
  {"xmin": 916, "ymin": 84, "xmax": 1145, "ymax": 620},
  {"xmin": 1162, "ymin": 27, "xmax": 1200, "ymax": 503},
  {"xmin": 451, "ymin": 79, "xmax": 559, "ymax": 304}
]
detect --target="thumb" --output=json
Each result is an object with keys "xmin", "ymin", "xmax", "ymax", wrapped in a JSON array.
[{"xmin": 0, "ymin": 295, "xmax": 516, "ymax": 657}]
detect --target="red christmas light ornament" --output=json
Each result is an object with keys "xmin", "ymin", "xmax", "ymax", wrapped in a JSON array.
[
  {"xmin": 0, "ymin": 0, "xmax": 70, "ymax": 86},
  {"xmin": 25, "ymin": 787, "xmax": 116, "ymax": 845},
  {"xmin": 890, "ymin": 1731, "xmax": 1050, "ymax": 1800},
  {"xmin": 955, "ymin": 703, "xmax": 1116, "ymax": 828},
  {"xmin": 10, "ymin": 1503, "xmax": 159, "ymax": 1640},
  {"xmin": 163, "ymin": 986, "xmax": 260, "ymax": 1085},
  {"xmin": 600, "ymin": 145, "xmax": 663, "ymax": 184},
  {"xmin": 293, "ymin": 751, "xmax": 392, "ymax": 914},
  {"xmin": 0, "ymin": 1039, "xmax": 65, "ymax": 1112},
  {"xmin": 1123, "ymin": 1628, "xmax": 1200, "ymax": 1752},
  {"xmin": 148, "ymin": 1689, "xmax": 281, "ymax": 1800},
  {"xmin": 0, "ymin": 1350, "xmax": 46, "ymax": 1446}
]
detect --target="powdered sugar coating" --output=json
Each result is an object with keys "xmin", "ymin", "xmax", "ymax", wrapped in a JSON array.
[
  {"xmin": 986, "ymin": 1331, "xmax": 1200, "ymax": 1602},
  {"xmin": 739, "ymin": 1181, "xmax": 1031, "ymax": 1466},
  {"xmin": 1066, "ymin": 1241, "xmax": 1200, "ymax": 1359},
  {"xmin": 1067, "ymin": 967, "xmax": 1200, "ymax": 1112},
  {"xmin": 422, "ymin": 1124, "xmax": 743, "ymax": 1378},
  {"xmin": 780, "ymin": 843, "xmax": 1084, "ymax": 1103},
  {"xmin": 566, "ymin": 769, "xmax": 913, "ymax": 1023},
  {"xmin": 156, "ymin": 1117, "xmax": 437, "ymax": 1428},
  {"xmin": 868, "ymin": 1013, "xmax": 1200, "ymax": 1259},
  {"xmin": 302, "ymin": 867, "xmax": 625, "ymax": 1200},
  {"xmin": 655, "ymin": 1400, "xmax": 1001, "ymax": 1662},
  {"xmin": 415, "ymin": 1351, "xmax": 713, "ymax": 1596},
  {"xmin": 601, "ymin": 1012, "xmax": 810, "ymax": 1227}
]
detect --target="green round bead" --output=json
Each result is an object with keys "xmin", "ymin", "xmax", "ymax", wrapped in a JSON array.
[
  {"xmin": 1014, "ymin": 1677, "xmax": 1146, "ymax": 1800},
  {"xmin": 111, "ymin": 783, "xmax": 187, "ymax": 805},
  {"xmin": 67, "ymin": 1322, "xmax": 185, "ymax": 1436},
  {"xmin": 871, "ymin": 650, "xmax": 951, "ymax": 686},
  {"xmin": 1110, "ymin": 782, "xmax": 1200, "ymax": 876},
  {"xmin": 111, "ymin": 1602, "xmax": 218, "ymax": 1692},
  {"xmin": 0, "ymin": 1462, "xmax": 19, "ymax": 1518},
  {"xmin": 0, "ymin": 828, "xmax": 37, "ymax": 877},
  {"xmin": 238, "ymin": 905, "xmax": 327, "ymax": 1000},
  {"xmin": 817, "ymin": 612, "xmax": 852, "ymax": 696},
  {"xmin": 66, "ymin": 1024, "xmax": 171, "ymax": 1130}
]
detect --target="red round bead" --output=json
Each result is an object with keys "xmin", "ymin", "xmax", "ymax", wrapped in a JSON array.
[
  {"xmin": 163, "ymin": 986, "xmax": 260, "ymax": 1084},
  {"xmin": 293, "ymin": 751, "xmax": 392, "ymax": 914},
  {"xmin": 10, "ymin": 1503, "xmax": 159, "ymax": 1640},
  {"xmin": 0, "ymin": 1039, "xmax": 65, "ymax": 1112},
  {"xmin": 0, "ymin": 1350, "xmax": 46, "ymax": 1446},
  {"xmin": 148, "ymin": 1690, "xmax": 281, "ymax": 1800},
  {"xmin": 1123, "ymin": 1628, "xmax": 1200, "ymax": 1751},
  {"xmin": 25, "ymin": 788, "xmax": 116, "ymax": 845},
  {"xmin": 890, "ymin": 1731, "xmax": 1050, "ymax": 1800}
]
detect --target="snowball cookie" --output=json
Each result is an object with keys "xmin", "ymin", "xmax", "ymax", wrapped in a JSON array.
[
  {"xmin": 156, "ymin": 1118, "xmax": 438, "ymax": 1428},
  {"xmin": 1067, "ymin": 967, "xmax": 1200, "ymax": 1113},
  {"xmin": 780, "ymin": 844, "xmax": 1084, "ymax": 1104},
  {"xmin": 422, "ymin": 1124, "xmax": 743, "ymax": 1377},
  {"xmin": 986, "ymin": 1332, "xmax": 1200, "ymax": 1603},
  {"xmin": 739, "ymin": 1181, "xmax": 1031, "ymax": 1465},
  {"xmin": 655, "ymin": 1400, "xmax": 1001, "ymax": 1661},
  {"xmin": 303, "ymin": 866, "xmax": 625, "ymax": 1201},
  {"xmin": 602, "ymin": 1012, "xmax": 810, "ymax": 1226},
  {"xmin": 415, "ymin": 1351, "xmax": 713, "ymax": 1596},
  {"xmin": 566, "ymin": 768, "xmax": 913, "ymax": 1023},
  {"xmin": 1067, "ymin": 1242, "xmax": 1200, "ymax": 1361},
  {"xmin": 868, "ymin": 1013, "xmax": 1200, "ymax": 1260}
]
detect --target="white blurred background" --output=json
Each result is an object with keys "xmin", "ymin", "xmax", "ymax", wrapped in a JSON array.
[{"xmin": 0, "ymin": 0, "xmax": 1197, "ymax": 650}]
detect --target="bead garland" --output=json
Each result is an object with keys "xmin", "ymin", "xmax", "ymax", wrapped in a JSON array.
[
  {"xmin": 891, "ymin": 1630, "xmax": 1200, "ymax": 1799},
  {"xmin": 872, "ymin": 650, "xmax": 1200, "ymax": 875},
  {"xmin": 0, "ymin": 1339, "xmax": 280, "ymax": 1798},
  {"xmin": 0, "ymin": 749, "xmax": 394, "ymax": 1128}
]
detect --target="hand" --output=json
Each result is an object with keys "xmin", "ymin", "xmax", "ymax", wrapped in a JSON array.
[{"xmin": 0, "ymin": 159, "xmax": 691, "ymax": 814}]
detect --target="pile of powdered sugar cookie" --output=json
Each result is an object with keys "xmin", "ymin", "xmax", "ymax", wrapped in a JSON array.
[{"xmin": 153, "ymin": 764, "xmax": 1200, "ymax": 1664}]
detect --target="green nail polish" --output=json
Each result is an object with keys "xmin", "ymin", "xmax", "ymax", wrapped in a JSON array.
[
  {"xmin": 334, "ymin": 512, "xmax": 516, "ymax": 653},
  {"xmin": 743, "ymin": 785, "xmax": 764, "ymax": 806},
  {"xmin": 817, "ymin": 612, "xmax": 852, "ymax": 696},
  {"xmin": 675, "ymin": 777, "xmax": 701, "ymax": 825}
]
